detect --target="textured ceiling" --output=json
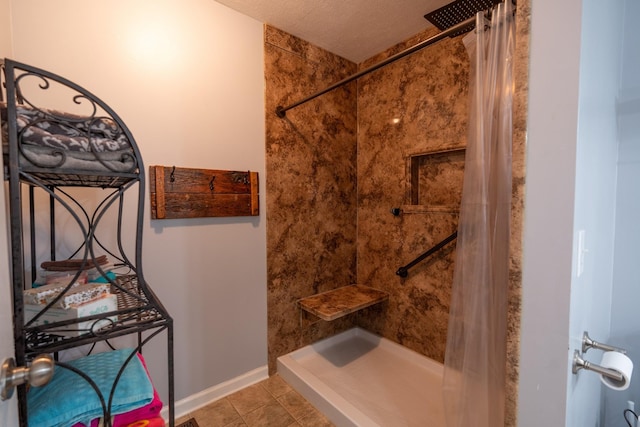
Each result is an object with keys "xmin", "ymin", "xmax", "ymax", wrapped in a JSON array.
[{"xmin": 213, "ymin": 0, "xmax": 452, "ymax": 63}]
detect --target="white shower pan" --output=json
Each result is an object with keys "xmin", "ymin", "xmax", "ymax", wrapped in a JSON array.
[{"xmin": 277, "ymin": 327, "xmax": 446, "ymax": 426}]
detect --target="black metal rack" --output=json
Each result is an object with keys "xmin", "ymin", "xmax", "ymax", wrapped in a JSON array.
[{"xmin": 1, "ymin": 58, "xmax": 174, "ymax": 426}]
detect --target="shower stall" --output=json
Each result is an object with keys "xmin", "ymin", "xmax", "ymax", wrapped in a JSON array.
[{"xmin": 265, "ymin": 0, "xmax": 523, "ymax": 425}]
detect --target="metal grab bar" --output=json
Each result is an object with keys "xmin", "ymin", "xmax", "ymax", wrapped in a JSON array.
[{"xmin": 396, "ymin": 231, "xmax": 458, "ymax": 278}]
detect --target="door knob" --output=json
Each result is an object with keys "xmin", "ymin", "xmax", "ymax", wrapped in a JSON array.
[{"xmin": 1, "ymin": 354, "xmax": 54, "ymax": 400}]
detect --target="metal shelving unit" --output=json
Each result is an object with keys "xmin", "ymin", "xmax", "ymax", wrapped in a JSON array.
[{"xmin": 1, "ymin": 58, "xmax": 174, "ymax": 427}]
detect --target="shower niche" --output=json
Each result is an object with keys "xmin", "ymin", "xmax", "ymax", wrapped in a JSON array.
[{"xmin": 404, "ymin": 147, "xmax": 465, "ymax": 213}]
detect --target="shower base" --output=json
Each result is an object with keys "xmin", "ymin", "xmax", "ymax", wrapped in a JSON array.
[{"xmin": 277, "ymin": 327, "xmax": 445, "ymax": 426}]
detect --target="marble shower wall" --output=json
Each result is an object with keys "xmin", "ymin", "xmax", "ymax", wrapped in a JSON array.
[
  {"xmin": 354, "ymin": 28, "xmax": 470, "ymax": 363},
  {"xmin": 264, "ymin": 26, "xmax": 359, "ymax": 374},
  {"xmin": 265, "ymin": 26, "xmax": 472, "ymax": 370},
  {"xmin": 265, "ymin": 9, "xmax": 529, "ymax": 423},
  {"xmin": 506, "ymin": 1, "xmax": 531, "ymax": 424}
]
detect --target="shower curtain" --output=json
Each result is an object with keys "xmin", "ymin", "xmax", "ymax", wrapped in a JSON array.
[{"xmin": 442, "ymin": 2, "xmax": 514, "ymax": 427}]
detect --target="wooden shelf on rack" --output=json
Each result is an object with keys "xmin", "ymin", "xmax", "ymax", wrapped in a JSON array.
[{"xmin": 297, "ymin": 285, "xmax": 388, "ymax": 321}]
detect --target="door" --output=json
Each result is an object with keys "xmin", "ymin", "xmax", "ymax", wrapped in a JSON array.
[
  {"xmin": 0, "ymin": 0, "xmax": 17, "ymax": 422},
  {"xmin": 0, "ymin": 185, "xmax": 18, "ymax": 425}
]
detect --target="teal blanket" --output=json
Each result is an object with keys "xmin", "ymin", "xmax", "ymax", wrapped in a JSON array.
[{"xmin": 27, "ymin": 348, "xmax": 154, "ymax": 427}]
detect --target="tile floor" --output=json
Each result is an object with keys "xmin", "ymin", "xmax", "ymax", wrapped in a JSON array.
[{"xmin": 175, "ymin": 375, "xmax": 335, "ymax": 427}]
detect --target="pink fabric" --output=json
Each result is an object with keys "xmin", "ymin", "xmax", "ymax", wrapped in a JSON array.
[
  {"xmin": 121, "ymin": 416, "xmax": 165, "ymax": 427},
  {"xmin": 112, "ymin": 385, "xmax": 162, "ymax": 426},
  {"xmin": 72, "ymin": 352, "xmax": 163, "ymax": 427}
]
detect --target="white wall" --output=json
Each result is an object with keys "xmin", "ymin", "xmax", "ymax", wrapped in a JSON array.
[
  {"xmin": 3, "ymin": 0, "xmax": 267, "ymax": 415},
  {"xmin": 606, "ymin": 0, "xmax": 640, "ymax": 423},
  {"xmin": 520, "ymin": 0, "xmax": 627, "ymax": 426},
  {"xmin": 518, "ymin": 0, "xmax": 583, "ymax": 424},
  {"xmin": 0, "ymin": 1, "xmax": 18, "ymax": 426},
  {"xmin": 567, "ymin": 0, "xmax": 624, "ymax": 425}
]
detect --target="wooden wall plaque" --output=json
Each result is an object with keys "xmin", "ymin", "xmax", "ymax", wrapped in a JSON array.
[{"xmin": 149, "ymin": 166, "xmax": 259, "ymax": 219}]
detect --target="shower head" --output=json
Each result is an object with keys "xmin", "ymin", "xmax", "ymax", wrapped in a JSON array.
[{"xmin": 424, "ymin": 0, "xmax": 503, "ymax": 37}]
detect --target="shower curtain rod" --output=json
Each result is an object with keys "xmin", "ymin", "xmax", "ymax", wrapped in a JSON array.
[{"xmin": 275, "ymin": 16, "xmax": 476, "ymax": 118}]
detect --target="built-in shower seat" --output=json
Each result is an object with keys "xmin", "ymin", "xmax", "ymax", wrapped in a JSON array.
[{"xmin": 297, "ymin": 285, "xmax": 388, "ymax": 321}]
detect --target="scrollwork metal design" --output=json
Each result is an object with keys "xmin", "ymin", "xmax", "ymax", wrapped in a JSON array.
[{"xmin": 8, "ymin": 66, "xmax": 139, "ymax": 175}]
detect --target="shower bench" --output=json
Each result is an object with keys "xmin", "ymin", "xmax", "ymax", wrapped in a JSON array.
[{"xmin": 297, "ymin": 285, "xmax": 388, "ymax": 321}]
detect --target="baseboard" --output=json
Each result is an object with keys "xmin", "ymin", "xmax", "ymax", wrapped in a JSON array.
[{"xmin": 161, "ymin": 365, "xmax": 269, "ymax": 421}]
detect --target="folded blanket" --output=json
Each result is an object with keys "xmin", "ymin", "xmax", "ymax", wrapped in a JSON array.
[
  {"xmin": 71, "ymin": 352, "xmax": 163, "ymax": 427},
  {"xmin": 28, "ymin": 348, "xmax": 154, "ymax": 427},
  {"xmin": 76, "ymin": 415, "xmax": 165, "ymax": 427},
  {"xmin": 81, "ymin": 390, "xmax": 163, "ymax": 427},
  {"xmin": 2, "ymin": 102, "xmax": 136, "ymax": 173},
  {"xmin": 14, "ymin": 144, "xmax": 136, "ymax": 173},
  {"xmin": 112, "ymin": 387, "xmax": 163, "ymax": 427},
  {"xmin": 112, "ymin": 352, "xmax": 163, "ymax": 427},
  {"xmin": 1, "ymin": 102, "xmax": 131, "ymax": 153}
]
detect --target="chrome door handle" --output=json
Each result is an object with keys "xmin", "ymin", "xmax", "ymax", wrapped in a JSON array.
[{"xmin": 1, "ymin": 354, "xmax": 54, "ymax": 400}]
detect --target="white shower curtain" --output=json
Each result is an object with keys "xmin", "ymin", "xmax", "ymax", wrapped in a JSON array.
[{"xmin": 442, "ymin": 2, "xmax": 514, "ymax": 426}]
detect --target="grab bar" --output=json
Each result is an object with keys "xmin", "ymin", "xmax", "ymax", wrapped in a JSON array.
[{"xmin": 396, "ymin": 231, "xmax": 458, "ymax": 278}]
